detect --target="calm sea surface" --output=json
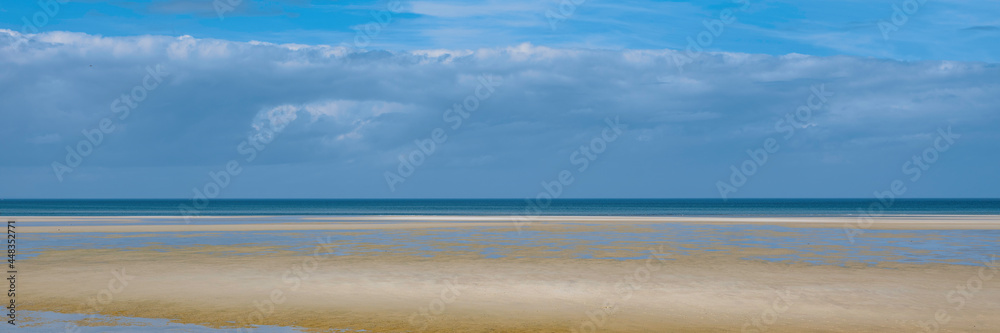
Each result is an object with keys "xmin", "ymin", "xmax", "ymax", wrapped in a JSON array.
[{"xmin": 1, "ymin": 199, "xmax": 998, "ymax": 216}]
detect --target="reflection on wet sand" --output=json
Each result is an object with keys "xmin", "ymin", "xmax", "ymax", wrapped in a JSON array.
[{"xmin": 17, "ymin": 215, "xmax": 1000, "ymax": 332}]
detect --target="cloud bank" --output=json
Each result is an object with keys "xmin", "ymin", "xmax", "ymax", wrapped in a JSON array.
[{"xmin": 1, "ymin": 30, "xmax": 997, "ymax": 198}]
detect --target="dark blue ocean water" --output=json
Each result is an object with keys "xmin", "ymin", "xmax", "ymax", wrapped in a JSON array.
[{"xmin": 1, "ymin": 199, "xmax": 997, "ymax": 216}]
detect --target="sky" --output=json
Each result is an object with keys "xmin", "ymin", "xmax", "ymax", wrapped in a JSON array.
[{"xmin": 0, "ymin": 0, "xmax": 998, "ymax": 199}]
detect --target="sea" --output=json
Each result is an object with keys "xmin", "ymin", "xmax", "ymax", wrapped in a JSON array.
[{"xmin": 1, "ymin": 198, "xmax": 998, "ymax": 216}]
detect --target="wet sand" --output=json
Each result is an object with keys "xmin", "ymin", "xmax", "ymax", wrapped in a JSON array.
[{"xmin": 15, "ymin": 215, "xmax": 1000, "ymax": 332}]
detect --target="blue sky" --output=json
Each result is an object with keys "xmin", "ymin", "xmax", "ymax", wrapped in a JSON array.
[{"xmin": 0, "ymin": 0, "xmax": 998, "ymax": 198}]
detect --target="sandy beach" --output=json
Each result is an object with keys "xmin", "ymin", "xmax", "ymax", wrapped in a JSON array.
[{"xmin": 15, "ymin": 215, "xmax": 1000, "ymax": 332}]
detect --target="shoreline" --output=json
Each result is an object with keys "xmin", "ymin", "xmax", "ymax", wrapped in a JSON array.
[{"xmin": 10, "ymin": 214, "xmax": 1000, "ymax": 233}]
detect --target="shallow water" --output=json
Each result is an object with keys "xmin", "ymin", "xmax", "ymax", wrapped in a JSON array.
[
  {"xmin": 17, "ymin": 217, "xmax": 1000, "ymax": 266},
  {"xmin": 17, "ymin": 310, "xmax": 320, "ymax": 333}
]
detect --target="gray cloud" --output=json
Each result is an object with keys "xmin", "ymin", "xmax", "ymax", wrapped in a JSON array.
[
  {"xmin": 1, "ymin": 30, "xmax": 998, "ymax": 198},
  {"xmin": 962, "ymin": 25, "xmax": 1000, "ymax": 31}
]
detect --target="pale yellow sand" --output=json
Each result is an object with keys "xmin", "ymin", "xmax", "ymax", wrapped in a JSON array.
[{"xmin": 15, "ymin": 216, "xmax": 1000, "ymax": 332}]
